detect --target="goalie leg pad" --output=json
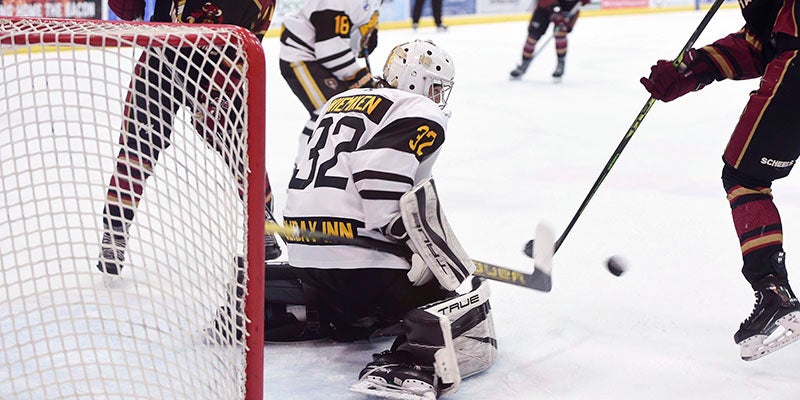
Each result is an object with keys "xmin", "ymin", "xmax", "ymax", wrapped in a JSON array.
[
  {"xmin": 349, "ymin": 278, "xmax": 496, "ymax": 399},
  {"xmin": 400, "ymin": 178, "xmax": 475, "ymax": 290},
  {"xmin": 351, "ymin": 308, "xmax": 459, "ymax": 399},
  {"xmin": 422, "ymin": 277, "xmax": 497, "ymax": 379}
]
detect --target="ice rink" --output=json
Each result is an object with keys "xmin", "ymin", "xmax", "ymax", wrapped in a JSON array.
[{"xmin": 263, "ymin": 7, "xmax": 800, "ymax": 400}]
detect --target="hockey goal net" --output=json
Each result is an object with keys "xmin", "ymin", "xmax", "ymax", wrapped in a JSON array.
[{"xmin": 0, "ymin": 18, "xmax": 265, "ymax": 399}]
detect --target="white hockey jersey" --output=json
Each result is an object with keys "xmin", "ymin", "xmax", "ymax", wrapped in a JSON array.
[
  {"xmin": 279, "ymin": 0, "xmax": 380, "ymax": 83},
  {"xmin": 284, "ymin": 87, "xmax": 449, "ymax": 270}
]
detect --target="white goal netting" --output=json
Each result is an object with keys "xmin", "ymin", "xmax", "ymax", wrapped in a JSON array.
[{"xmin": 0, "ymin": 18, "xmax": 266, "ymax": 400}]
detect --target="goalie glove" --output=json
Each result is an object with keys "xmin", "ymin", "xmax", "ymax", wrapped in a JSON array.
[{"xmin": 407, "ymin": 248, "xmax": 436, "ymax": 287}]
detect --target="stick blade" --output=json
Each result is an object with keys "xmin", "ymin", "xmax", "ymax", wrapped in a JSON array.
[{"xmin": 529, "ymin": 222, "xmax": 555, "ymax": 292}]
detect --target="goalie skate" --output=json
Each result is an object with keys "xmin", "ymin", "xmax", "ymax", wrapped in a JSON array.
[
  {"xmin": 349, "ymin": 378, "xmax": 436, "ymax": 400},
  {"xmin": 737, "ymin": 311, "xmax": 800, "ymax": 361},
  {"xmin": 348, "ymin": 343, "xmax": 452, "ymax": 400},
  {"xmin": 349, "ymin": 349, "xmax": 443, "ymax": 400}
]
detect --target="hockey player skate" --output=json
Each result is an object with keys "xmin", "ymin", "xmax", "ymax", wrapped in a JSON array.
[
  {"xmin": 735, "ymin": 274, "xmax": 800, "ymax": 361},
  {"xmin": 552, "ymin": 57, "xmax": 565, "ymax": 79},
  {"xmin": 509, "ymin": 58, "xmax": 531, "ymax": 79},
  {"xmin": 96, "ymin": 223, "xmax": 128, "ymax": 277}
]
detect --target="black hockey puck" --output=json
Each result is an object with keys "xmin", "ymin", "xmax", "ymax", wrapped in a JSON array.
[{"xmin": 605, "ymin": 256, "xmax": 627, "ymax": 277}]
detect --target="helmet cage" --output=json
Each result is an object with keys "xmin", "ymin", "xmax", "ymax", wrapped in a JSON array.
[{"xmin": 383, "ymin": 40, "xmax": 455, "ymax": 109}]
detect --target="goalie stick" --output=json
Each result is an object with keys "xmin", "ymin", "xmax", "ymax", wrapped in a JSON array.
[
  {"xmin": 522, "ymin": 0, "xmax": 726, "ymax": 289},
  {"xmin": 265, "ymin": 221, "xmax": 551, "ymax": 291}
]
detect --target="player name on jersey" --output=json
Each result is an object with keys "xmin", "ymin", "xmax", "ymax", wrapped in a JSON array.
[{"xmin": 325, "ymin": 93, "xmax": 393, "ymax": 122}]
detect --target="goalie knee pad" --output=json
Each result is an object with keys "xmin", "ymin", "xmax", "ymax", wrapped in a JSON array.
[{"xmin": 422, "ymin": 276, "xmax": 497, "ymax": 379}]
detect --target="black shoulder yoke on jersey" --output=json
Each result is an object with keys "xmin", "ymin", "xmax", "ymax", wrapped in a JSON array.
[
  {"xmin": 361, "ymin": 117, "xmax": 446, "ymax": 162},
  {"xmin": 311, "ymin": 9, "xmax": 353, "ymax": 41}
]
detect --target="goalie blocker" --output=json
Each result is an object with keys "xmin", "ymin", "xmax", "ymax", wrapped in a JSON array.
[{"xmin": 392, "ymin": 178, "xmax": 477, "ymax": 291}]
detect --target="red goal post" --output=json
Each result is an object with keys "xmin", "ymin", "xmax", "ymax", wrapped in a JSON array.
[{"xmin": 0, "ymin": 17, "xmax": 265, "ymax": 399}]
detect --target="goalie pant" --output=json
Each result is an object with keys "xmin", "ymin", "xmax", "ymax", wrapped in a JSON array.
[
  {"xmin": 252, "ymin": 262, "xmax": 451, "ymax": 343},
  {"xmin": 352, "ymin": 277, "xmax": 497, "ymax": 399},
  {"xmin": 250, "ymin": 175, "xmax": 480, "ymax": 342}
]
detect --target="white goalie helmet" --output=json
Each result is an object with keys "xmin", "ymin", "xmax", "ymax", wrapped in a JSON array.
[{"xmin": 382, "ymin": 39, "xmax": 455, "ymax": 109}]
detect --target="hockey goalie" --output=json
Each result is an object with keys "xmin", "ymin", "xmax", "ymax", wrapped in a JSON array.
[{"xmin": 264, "ymin": 40, "xmax": 498, "ymax": 399}]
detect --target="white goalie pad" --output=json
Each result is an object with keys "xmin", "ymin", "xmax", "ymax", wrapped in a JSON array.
[
  {"xmin": 424, "ymin": 277, "xmax": 496, "ymax": 381},
  {"xmin": 430, "ymin": 313, "xmax": 460, "ymax": 394},
  {"xmin": 400, "ymin": 178, "xmax": 476, "ymax": 291}
]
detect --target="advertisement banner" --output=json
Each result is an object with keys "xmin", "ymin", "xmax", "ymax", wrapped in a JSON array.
[
  {"xmin": 649, "ymin": 0, "xmax": 695, "ymax": 7},
  {"xmin": 601, "ymin": 0, "xmax": 649, "ymax": 8},
  {"xmin": 415, "ymin": 0, "xmax": 476, "ymax": 17},
  {"xmin": 476, "ymin": 0, "xmax": 529, "ymax": 14},
  {"xmin": 0, "ymin": 0, "xmax": 101, "ymax": 19},
  {"xmin": 269, "ymin": 0, "xmax": 409, "ymax": 26}
]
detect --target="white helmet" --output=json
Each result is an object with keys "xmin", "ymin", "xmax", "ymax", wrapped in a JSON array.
[{"xmin": 382, "ymin": 39, "xmax": 455, "ymax": 109}]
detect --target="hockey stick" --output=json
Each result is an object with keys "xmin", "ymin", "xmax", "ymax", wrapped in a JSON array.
[
  {"xmin": 363, "ymin": 50, "xmax": 372, "ymax": 75},
  {"xmin": 523, "ymin": 0, "xmax": 726, "ymax": 280},
  {"xmin": 264, "ymin": 221, "xmax": 551, "ymax": 291}
]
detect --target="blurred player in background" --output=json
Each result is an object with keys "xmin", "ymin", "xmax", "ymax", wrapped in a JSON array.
[
  {"xmin": 640, "ymin": 1, "xmax": 800, "ymax": 360},
  {"xmin": 411, "ymin": 0, "xmax": 447, "ymax": 31},
  {"xmin": 509, "ymin": 0, "xmax": 589, "ymax": 80},
  {"xmin": 267, "ymin": 40, "xmax": 496, "ymax": 399},
  {"xmin": 279, "ymin": 0, "xmax": 380, "ymax": 151},
  {"xmin": 96, "ymin": 0, "xmax": 281, "ymax": 278}
]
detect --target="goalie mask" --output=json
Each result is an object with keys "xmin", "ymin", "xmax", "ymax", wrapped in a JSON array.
[{"xmin": 382, "ymin": 39, "xmax": 455, "ymax": 109}]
